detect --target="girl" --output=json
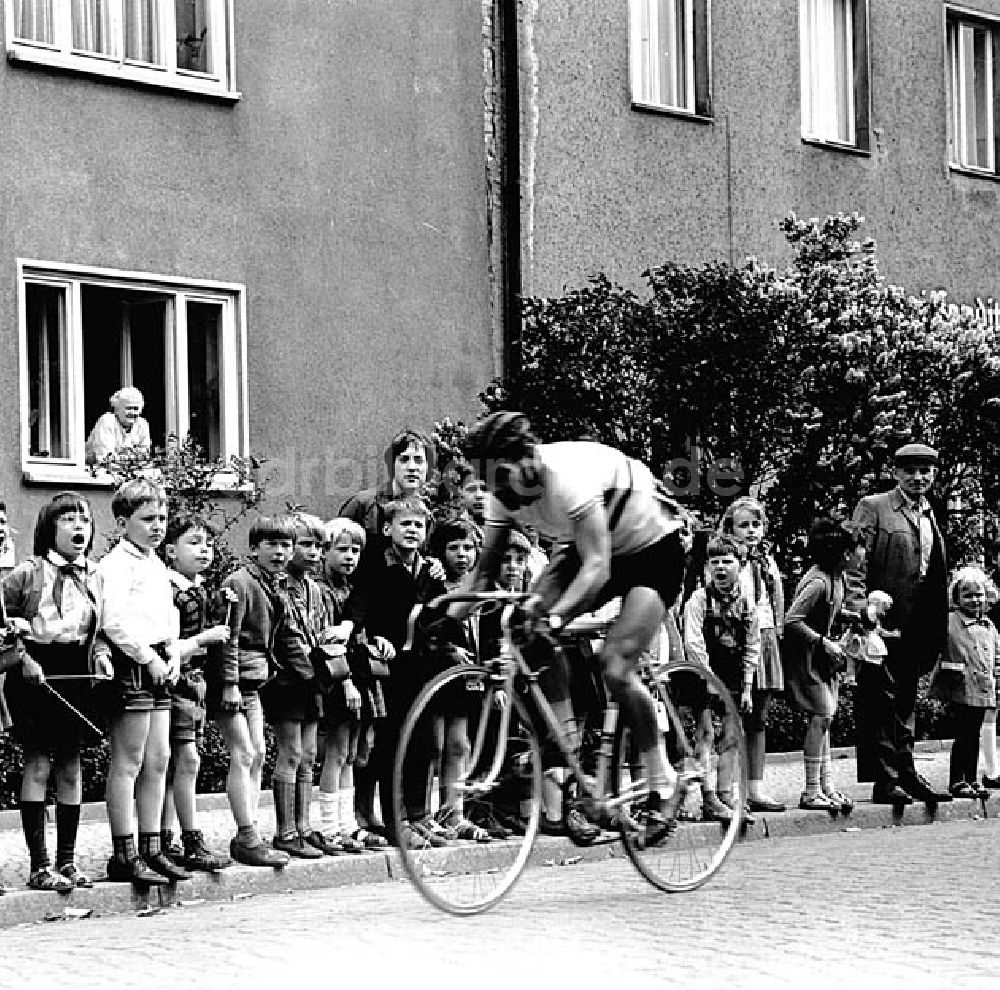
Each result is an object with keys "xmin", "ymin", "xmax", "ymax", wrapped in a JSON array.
[
  {"xmin": 1, "ymin": 492, "xmax": 108, "ymax": 890},
  {"xmin": 314, "ymin": 518, "xmax": 392, "ymax": 852},
  {"xmin": 929, "ymin": 567, "xmax": 1000, "ymax": 799},
  {"xmin": 720, "ymin": 496, "xmax": 786, "ymax": 812},
  {"xmin": 783, "ymin": 517, "xmax": 860, "ymax": 811}
]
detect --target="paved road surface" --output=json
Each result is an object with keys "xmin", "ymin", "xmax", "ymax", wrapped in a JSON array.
[{"xmin": 3, "ymin": 817, "xmax": 999, "ymax": 990}]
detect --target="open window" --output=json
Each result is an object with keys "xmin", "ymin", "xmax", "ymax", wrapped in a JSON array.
[{"xmin": 19, "ymin": 261, "xmax": 247, "ymax": 482}]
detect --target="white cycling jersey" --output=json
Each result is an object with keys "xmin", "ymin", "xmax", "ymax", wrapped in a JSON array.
[{"xmin": 484, "ymin": 441, "xmax": 682, "ymax": 556}]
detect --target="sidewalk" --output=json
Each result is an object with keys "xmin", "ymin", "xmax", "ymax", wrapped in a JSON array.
[{"xmin": 0, "ymin": 740, "xmax": 988, "ymax": 929}]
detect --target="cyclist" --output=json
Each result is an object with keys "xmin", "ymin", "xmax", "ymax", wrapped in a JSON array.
[{"xmin": 459, "ymin": 412, "xmax": 689, "ymax": 838}]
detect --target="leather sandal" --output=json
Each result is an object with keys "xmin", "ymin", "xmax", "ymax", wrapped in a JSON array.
[
  {"xmin": 58, "ymin": 863, "xmax": 94, "ymax": 888},
  {"xmin": 27, "ymin": 867, "xmax": 74, "ymax": 892},
  {"xmin": 822, "ymin": 789, "xmax": 855, "ymax": 813}
]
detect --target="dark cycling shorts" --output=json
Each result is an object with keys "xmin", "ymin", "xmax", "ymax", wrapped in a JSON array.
[{"xmin": 533, "ymin": 530, "xmax": 685, "ymax": 611}]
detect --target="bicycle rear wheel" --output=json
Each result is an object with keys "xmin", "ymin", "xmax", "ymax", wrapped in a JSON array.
[
  {"xmin": 612, "ymin": 660, "xmax": 746, "ymax": 892},
  {"xmin": 391, "ymin": 664, "xmax": 542, "ymax": 915}
]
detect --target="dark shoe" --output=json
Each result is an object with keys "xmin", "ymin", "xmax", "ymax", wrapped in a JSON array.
[
  {"xmin": 57, "ymin": 863, "xmax": 94, "ymax": 888},
  {"xmin": 272, "ymin": 833, "xmax": 324, "ymax": 859},
  {"xmin": 644, "ymin": 782, "xmax": 687, "ymax": 847},
  {"xmin": 871, "ymin": 783, "xmax": 913, "ymax": 805},
  {"xmin": 949, "ymin": 781, "xmax": 979, "ymax": 799},
  {"xmin": 983, "ymin": 774, "xmax": 1000, "ymax": 789},
  {"xmin": 701, "ymin": 790, "xmax": 734, "ymax": 823},
  {"xmin": 539, "ymin": 817, "xmax": 564, "ymax": 836},
  {"xmin": 747, "ymin": 796, "xmax": 786, "ymax": 813},
  {"xmin": 974, "ymin": 782, "xmax": 991, "ymax": 800},
  {"xmin": 106, "ymin": 855, "xmax": 170, "ymax": 886},
  {"xmin": 304, "ymin": 830, "xmax": 343, "ymax": 856},
  {"xmin": 161, "ymin": 833, "xmax": 185, "ymax": 863},
  {"xmin": 407, "ymin": 817, "xmax": 450, "ymax": 848},
  {"xmin": 182, "ymin": 831, "xmax": 232, "ymax": 871},
  {"xmin": 229, "ymin": 837, "xmax": 290, "ymax": 868},
  {"xmin": 901, "ymin": 773, "xmax": 953, "ymax": 804},
  {"xmin": 565, "ymin": 807, "xmax": 601, "ymax": 845},
  {"xmin": 144, "ymin": 851, "xmax": 193, "ymax": 882}
]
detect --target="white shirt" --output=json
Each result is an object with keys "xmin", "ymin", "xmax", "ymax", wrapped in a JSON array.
[
  {"xmin": 85, "ymin": 412, "xmax": 152, "ymax": 465},
  {"xmin": 98, "ymin": 538, "xmax": 178, "ymax": 664},
  {"xmin": 485, "ymin": 442, "xmax": 682, "ymax": 556}
]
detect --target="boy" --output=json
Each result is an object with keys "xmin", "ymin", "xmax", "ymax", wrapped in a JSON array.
[
  {"xmin": 683, "ymin": 535, "xmax": 760, "ymax": 823},
  {"xmin": 427, "ymin": 517, "xmax": 491, "ymax": 842},
  {"xmin": 100, "ymin": 479, "xmax": 187, "ymax": 885},
  {"xmin": 208, "ymin": 516, "xmax": 298, "ymax": 867},
  {"xmin": 264, "ymin": 513, "xmax": 325, "ymax": 859},
  {"xmin": 360, "ymin": 496, "xmax": 449, "ymax": 845},
  {"xmin": 159, "ymin": 513, "xmax": 233, "ymax": 871},
  {"xmin": 453, "ymin": 460, "xmax": 488, "ymax": 531}
]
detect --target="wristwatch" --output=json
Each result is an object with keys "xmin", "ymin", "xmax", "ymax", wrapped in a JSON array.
[{"xmin": 547, "ymin": 613, "xmax": 564, "ymax": 631}]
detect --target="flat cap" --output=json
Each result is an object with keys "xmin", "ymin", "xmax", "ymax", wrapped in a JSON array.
[{"xmin": 893, "ymin": 442, "xmax": 938, "ymax": 465}]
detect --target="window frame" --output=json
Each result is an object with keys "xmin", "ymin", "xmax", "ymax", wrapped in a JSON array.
[
  {"xmin": 3, "ymin": 0, "xmax": 240, "ymax": 102},
  {"xmin": 946, "ymin": 4, "xmax": 1000, "ymax": 178},
  {"xmin": 628, "ymin": 0, "xmax": 713, "ymax": 121},
  {"xmin": 799, "ymin": 0, "xmax": 871, "ymax": 153},
  {"xmin": 17, "ymin": 259, "xmax": 249, "ymax": 484}
]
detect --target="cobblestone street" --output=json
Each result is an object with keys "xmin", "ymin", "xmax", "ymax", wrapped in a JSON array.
[{"xmin": 4, "ymin": 814, "xmax": 999, "ymax": 990}]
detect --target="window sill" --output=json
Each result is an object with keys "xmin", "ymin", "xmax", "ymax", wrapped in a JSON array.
[
  {"xmin": 22, "ymin": 464, "xmax": 253, "ymax": 494},
  {"xmin": 630, "ymin": 100, "xmax": 713, "ymax": 125},
  {"xmin": 801, "ymin": 137, "xmax": 872, "ymax": 158},
  {"xmin": 7, "ymin": 45, "xmax": 241, "ymax": 103},
  {"xmin": 949, "ymin": 163, "xmax": 1000, "ymax": 183}
]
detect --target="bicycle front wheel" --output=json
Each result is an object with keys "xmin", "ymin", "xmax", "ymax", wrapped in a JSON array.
[
  {"xmin": 391, "ymin": 664, "xmax": 542, "ymax": 915},
  {"xmin": 612, "ymin": 660, "xmax": 746, "ymax": 893}
]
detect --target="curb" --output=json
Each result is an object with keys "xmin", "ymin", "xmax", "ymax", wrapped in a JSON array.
[
  {"xmin": 763, "ymin": 738, "xmax": 952, "ymax": 766},
  {"xmin": 0, "ymin": 791, "xmax": 989, "ymax": 930}
]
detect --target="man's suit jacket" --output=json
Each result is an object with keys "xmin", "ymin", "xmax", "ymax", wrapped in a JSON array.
[{"xmin": 845, "ymin": 487, "xmax": 948, "ymax": 673}]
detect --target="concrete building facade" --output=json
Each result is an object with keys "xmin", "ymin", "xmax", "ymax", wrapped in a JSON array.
[
  {"xmin": 0, "ymin": 0, "xmax": 495, "ymax": 544},
  {"xmin": 509, "ymin": 0, "xmax": 1000, "ymax": 318}
]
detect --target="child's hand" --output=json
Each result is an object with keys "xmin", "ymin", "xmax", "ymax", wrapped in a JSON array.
[
  {"xmin": 426, "ymin": 556, "xmax": 446, "ymax": 582},
  {"xmin": 220, "ymin": 683, "xmax": 242, "ymax": 713},
  {"xmin": 372, "ymin": 637, "xmax": 396, "ymax": 662},
  {"xmin": 344, "ymin": 679, "xmax": 362, "ymax": 715},
  {"xmin": 7, "ymin": 617, "xmax": 31, "ymax": 637},
  {"xmin": 739, "ymin": 685, "xmax": 753, "ymax": 714},
  {"xmin": 21, "ymin": 654, "xmax": 45, "ymax": 685},
  {"xmin": 147, "ymin": 655, "xmax": 169, "ymax": 685},
  {"xmin": 494, "ymin": 689, "xmax": 508, "ymax": 711},
  {"xmin": 200, "ymin": 624, "xmax": 231, "ymax": 646}
]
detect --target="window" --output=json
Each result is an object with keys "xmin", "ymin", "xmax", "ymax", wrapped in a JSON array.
[
  {"xmin": 629, "ymin": 0, "xmax": 711, "ymax": 117},
  {"xmin": 18, "ymin": 261, "xmax": 247, "ymax": 481},
  {"xmin": 5, "ymin": 0, "xmax": 238, "ymax": 100},
  {"xmin": 947, "ymin": 11, "xmax": 1000, "ymax": 174},
  {"xmin": 799, "ymin": 0, "xmax": 870, "ymax": 149}
]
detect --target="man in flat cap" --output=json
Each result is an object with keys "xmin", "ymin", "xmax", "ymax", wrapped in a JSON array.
[{"xmin": 846, "ymin": 443, "xmax": 950, "ymax": 805}]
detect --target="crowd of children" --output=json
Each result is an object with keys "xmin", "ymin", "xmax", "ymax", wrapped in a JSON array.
[{"xmin": 2, "ymin": 427, "xmax": 1000, "ymax": 894}]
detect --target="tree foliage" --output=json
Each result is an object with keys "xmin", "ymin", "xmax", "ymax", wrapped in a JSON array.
[{"xmin": 483, "ymin": 213, "xmax": 1000, "ymax": 566}]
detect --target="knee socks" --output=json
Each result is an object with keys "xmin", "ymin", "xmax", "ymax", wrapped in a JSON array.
[
  {"xmin": 819, "ymin": 736, "xmax": 835, "ymax": 795},
  {"xmin": 803, "ymin": 757, "xmax": 821, "ymax": 796},
  {"xmin": 55, "ymin": 803, "xmax": 81, "ymax": 869},
  {"xmin": 272, "ymin": 775, "xmax": 297, "ymax": 841},
  {"xmin": 112, "ymin": 834, "xmax": 137, "ymax": 863},
  {"xmin": 138, "ymin": 832, "xmax": 162, "ymax": 859},
  {"xmin": 295, "ymin": 766, "xmax": 313, "ymax": 836},
  {"xmin": 20, "ymin": 801, "xmax": 49, "ymax": 872},
  {"xmin": 339, "ymin": 787, "xmax": 358, "ymax": 835},
  {"xmin": 981, "ymin": 717, "xmax": 998, "ymax": 778},
  {"xmin": 318, "ymin": 791, "xmax": 339, "ymax": 837}
]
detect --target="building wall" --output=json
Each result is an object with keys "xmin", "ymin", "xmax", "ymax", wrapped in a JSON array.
[
  {"xmin": 519, "ymin": 0, "xmax": 1000, "ymax": 308},
  {"xmin": 0, "ymin": 1, "xmax": 493, "ymax": 547}
]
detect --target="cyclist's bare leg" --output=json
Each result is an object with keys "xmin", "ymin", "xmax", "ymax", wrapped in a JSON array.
[{"xmin": 601, "ymin": 586, "xmax": 678, "ymax": 799}]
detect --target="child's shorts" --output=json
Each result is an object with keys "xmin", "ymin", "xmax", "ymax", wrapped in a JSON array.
[
  {"xmin": 260, "ymin": 678, "xmax": 321, "ymax": 724},
  {"xmin": 205, "ymin": 679, "xmax": 263, "ymax": 721},
  {"xmin": 170, "ymin": 695, "xmax": 207, "ymax": 744},
  {"xmin": 109, "ymin": 642, "xmax": 172, "ymax": 714}
]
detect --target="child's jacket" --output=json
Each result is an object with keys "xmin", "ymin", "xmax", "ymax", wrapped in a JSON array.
[
  {"xmin": 214, "ymin": 562, "xmax": 287, "ymax": 687},
  {"xmin": 929, "ymin": 609, "xmax": 999, "ymax": 707},
  {"xmin": 683, "ymin": 584, "xmax": 760, "ymax": 694}
]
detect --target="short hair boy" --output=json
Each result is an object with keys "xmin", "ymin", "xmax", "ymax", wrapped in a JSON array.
[
  {"xmin": 682, "ymin": 534, "xmax": 760, "ymax": 824},
  {"xmin": 99, "ymin": 479, "xmax": 189, "ymax": 885},
  {"xmin": 207, "ymin": 514, "xmax": 298, "ymax": 868},
  {"xmin": 158, "ymin": 512, "xmax": 232, "ymax": 871}
]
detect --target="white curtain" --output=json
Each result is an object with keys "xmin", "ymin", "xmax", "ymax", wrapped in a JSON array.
[
  {"xmin": 800, "ymin": 0, "xmax": 854, "ymax": 143},
  {"xmin": 72, "ymin": 0, "xmax": 114, "ymax": 55},
  {"xmin": 126, "ymin": 0, "xmax": 163, "ymax": 64},
  {"xmin": 634, "ymin": 0, "xmax": 691, "ymax": 109},
  {"xmin": 14, "ymin": 0, "xmax": 54, "ymax": 44}
]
